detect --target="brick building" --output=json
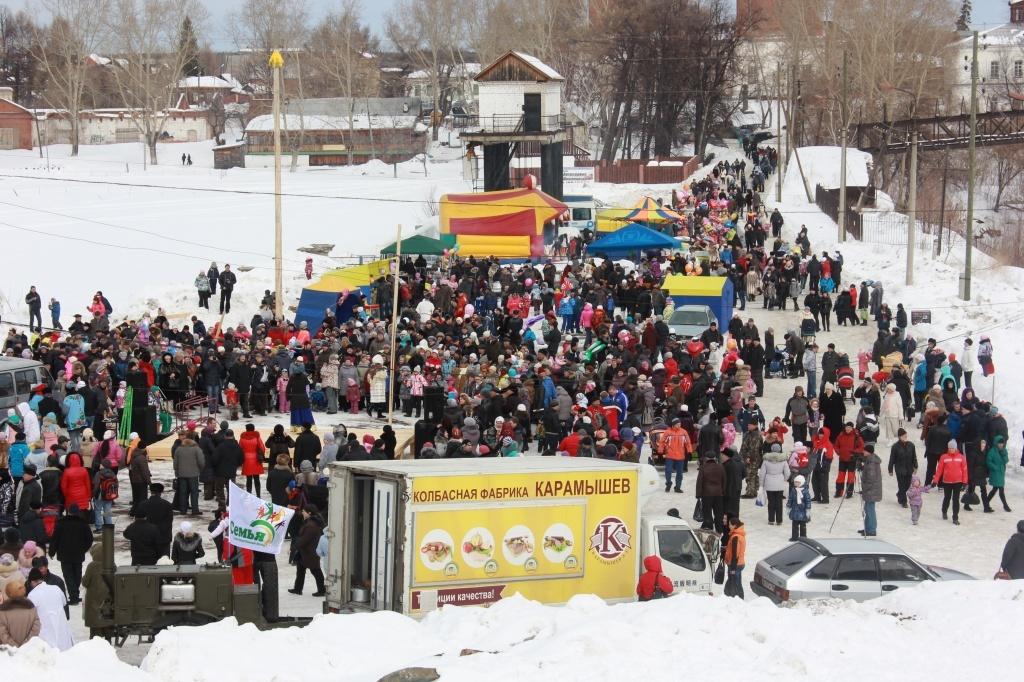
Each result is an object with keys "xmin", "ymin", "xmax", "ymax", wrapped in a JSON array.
[{"xmin": 0, "ymin": 87, "xmax": 34, "ymax": 150}]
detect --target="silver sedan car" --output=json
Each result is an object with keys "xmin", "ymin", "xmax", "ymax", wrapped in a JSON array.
[{"xmin": 750, "ymin": 538, "xmax": 974, "ymax": 603}]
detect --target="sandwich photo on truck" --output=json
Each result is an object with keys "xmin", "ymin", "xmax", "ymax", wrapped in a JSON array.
[{"xmin": 322, "ymin": 458, "xmax": 717, "ymax": 616}]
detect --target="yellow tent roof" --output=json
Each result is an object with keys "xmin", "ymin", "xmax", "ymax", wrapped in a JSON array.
[
  {"xmin": 306, "ymin": 259, "xmax": 391, "ymax": 292},
  {"xmin": 596, "ymin": 208, "xmax": 634, "ymax": 232},
  {"xmin": 661, "ymin": 274, "xmax": 728, "ymax": 296}
]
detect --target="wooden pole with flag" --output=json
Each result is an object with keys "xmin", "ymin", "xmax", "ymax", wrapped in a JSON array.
[
  {"xmin": 387, "ymin": 224, "xmax": 402, "ymax": 425},
  {"xmin": 269, "ymin": 49, "xmax": 285, "ymax": 321}
]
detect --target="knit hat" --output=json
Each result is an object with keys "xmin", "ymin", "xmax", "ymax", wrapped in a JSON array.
[
  {"xmin": 794, "ymin": 475, "xmax": 806, "ymax": 487},
  {"xmin": 180, "ymin": 521, "xmax": 193, "ymax": 534},
  {"xmin": 103, "ymin": 430, "xmax": 114, "ymax": 440},
  {"xmin": 948, "ymin": 439, "xmax": 957, "ymax": 449},
  {"xmin": 771, "ymin": 443, "xmax": 782, "ymax": 453},
  {"xmin": 299, "ymin": 460, "xmax": 314, "ymax": 472}
]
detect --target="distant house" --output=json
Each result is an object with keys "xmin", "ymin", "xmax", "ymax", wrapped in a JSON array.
[
  {"xmin": 0, "ymin": 87, "xmax": 33, "ymax": 150},
  {"xmin": 177, "ymin": 75, "xmax": 250, "ymax": 108},
  {"xmin": 243, "ymin": 96, "xmax": 427, "ymax": 166},
  {"xmin": 949, "ymin": 3, "xmax": 1024, "ymax": 112}
]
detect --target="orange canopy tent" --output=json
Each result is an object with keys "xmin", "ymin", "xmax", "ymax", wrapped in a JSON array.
[{"xmin": 439, "ymin": 187, "xmax": 568, "ymax": 258}]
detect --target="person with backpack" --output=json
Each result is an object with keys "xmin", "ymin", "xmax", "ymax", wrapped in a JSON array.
[
  {"xmin": 636, "ymin": 555, "xmax": 673, "ymax": 601},
  {"xmin": 92, "ymin": 461, "xmax": 118, "ymax": 532}
]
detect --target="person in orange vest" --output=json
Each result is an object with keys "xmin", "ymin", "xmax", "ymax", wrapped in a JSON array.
[
  {"xmin": 933, "ymin": 439, "xmax": 969, "ymax": 525},
  {"xmin": 659, "ymin": 418, "xmax": 692, "ymax": 493}
]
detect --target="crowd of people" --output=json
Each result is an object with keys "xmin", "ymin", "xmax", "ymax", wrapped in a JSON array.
[{"xmin": 0, "ymin": 145, "xmax": 1022, "ymax": 651}]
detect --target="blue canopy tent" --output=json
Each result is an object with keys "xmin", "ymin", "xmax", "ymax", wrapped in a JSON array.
[
  {"xmin": 585, "ymin": 223, "xmax": 680, "ymax": 258},
  {"xmin": 661, "ymin": 275, "xmax": 734, "ymax": 329},
  {"xmin": 295, "ymin": 259, "xmax": 391, "ymax": 329}
]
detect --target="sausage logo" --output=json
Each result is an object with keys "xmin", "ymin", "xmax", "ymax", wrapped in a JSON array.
[{"xmin": 589, "ymin": 516, "xmax": 631, "ymax": 562}]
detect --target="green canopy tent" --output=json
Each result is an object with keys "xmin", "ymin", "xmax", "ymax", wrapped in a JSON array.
[{"xmin": 379, "ymin": 234, "xmax": 453, "ymax": 256}]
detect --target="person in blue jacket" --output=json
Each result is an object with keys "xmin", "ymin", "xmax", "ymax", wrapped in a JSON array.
[
  {"xmin": 558, "ymin": 295, "xmax": 575, "ymax": 332},
  {"xmin": 913, "ymin": 355, "xmax": 929, "ymax": 421}
]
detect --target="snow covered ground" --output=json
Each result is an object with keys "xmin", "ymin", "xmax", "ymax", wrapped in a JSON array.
[{"xmin": 1, "ymin": 140, "xmax": 1022, "ymax": 679}]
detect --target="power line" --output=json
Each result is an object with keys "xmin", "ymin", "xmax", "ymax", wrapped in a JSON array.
[
  {"xmin": 0, "ymin": 198, "xmax": 310, "ymax": 265},
  {"xmin": 0, "ymin": 218, "xmax": 311, "ymax": 274},
  {"xmin": 0, "ymin": 168, "xmax": 1012, "ymax": 214}
]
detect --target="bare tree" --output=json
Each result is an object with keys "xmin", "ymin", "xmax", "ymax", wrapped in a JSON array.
[
  {"xmin": 30, "ymin": 0, "xmax": 111, "ymax": 156},
  {"xmin": 988, "ymin": 146, "xmax": 1024, "ymax": 211},
  {"xmin": 104, "ymin": 0, "xmax": 207, "ymax": 164},
  {"xmin": 387, "ymin": 0, "xmax": 466, "ymax": 140},
  {"xmin": 226, "ymin": 0, "xmax": 308, "ymax": 168},
  {"xmin": 310, "ymin": 0, "xmax": 379, "ymax": 165}
]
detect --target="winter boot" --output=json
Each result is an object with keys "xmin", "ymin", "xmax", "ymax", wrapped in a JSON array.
[
  {"xmin": 835, "ymin": 484, "xmax": 844, "ymax": 500},
  {"xmin": 845, "ymin": 484, "xmax": 854, "ymax": 499}
]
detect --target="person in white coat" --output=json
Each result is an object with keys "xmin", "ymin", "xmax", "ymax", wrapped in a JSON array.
[
  {"xmin": 17, "ymin": 402, "xmax": 40, "ymax": 446},
  {"xmin": 27, "ymin": 570, "xmax": 73, "ymax": 651},
  {"xmin": 960, "ymin": 337, "xmax": 977, "ymax": 390},
  {"xmin": 880, "ymin": 384, "xmax": 904, "ymax": 441}
]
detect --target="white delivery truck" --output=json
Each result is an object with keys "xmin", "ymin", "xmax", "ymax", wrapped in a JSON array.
[{"xmin": 323, "ymin": 458, "xmax": 717, "ymax": 616}]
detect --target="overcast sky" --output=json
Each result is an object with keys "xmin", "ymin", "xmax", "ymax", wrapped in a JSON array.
[{"xmin": 1, "ymin": 0, "xmax": 1013, "ymax": 50}]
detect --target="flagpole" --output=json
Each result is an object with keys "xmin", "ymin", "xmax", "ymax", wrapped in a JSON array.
[
  {"xmin": 269, "ymin": 49, "xmax": 285, "ymax": 321},
  {"xmin": 387, "ymin": 224, "xmax": 402, "ymax": 425}
]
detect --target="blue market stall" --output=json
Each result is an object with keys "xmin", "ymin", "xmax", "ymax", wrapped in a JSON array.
[{"xmin": 661, "ymin": 275, "xmax": 734, "ymax": 328}]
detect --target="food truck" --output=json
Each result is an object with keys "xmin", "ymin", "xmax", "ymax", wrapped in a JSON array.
[{"xmin": 323, "ymin": 458, "xmax": 716, "ymax": 616}]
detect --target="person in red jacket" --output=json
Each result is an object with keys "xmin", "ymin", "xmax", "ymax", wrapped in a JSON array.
[
  {"xmin": 636, "ymin": 555, "xmax": 673, "ymax": 601},
  {"xmin": 833, "ymin": 422, "xmax": 864, "ymax": 499},
  {"xmin": 809, "ymin": 427, "xmax": 835, "ymax": 503},
  {"xmin": 239, "ymin": 424, "xmax": 266, "ymax": 496},
  {"xmin": 558, "ymin": 429, "xmax": 582, "ymax": 457},
  {"xmin": 933, "ymin": 439, "xmax": 969, "ymax": 525},
  {"xmin": 59, "ymin": 452, "xmax": 92, "ymax": 514}
]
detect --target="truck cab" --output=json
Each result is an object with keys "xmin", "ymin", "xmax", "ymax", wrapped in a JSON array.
[{"xmin": 639, "ymin": 515, "xmax": 717, "ymax": 596}]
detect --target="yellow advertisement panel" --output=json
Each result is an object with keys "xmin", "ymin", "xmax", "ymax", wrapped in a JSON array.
[{"xmin": 409, "ymin": 469, "xmax": 638, "ymax": 612}]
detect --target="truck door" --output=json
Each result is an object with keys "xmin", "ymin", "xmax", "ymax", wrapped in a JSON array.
[
  {"xmin": 370, "ymin": 479, "xmax": 397, "ymax": 610},
  {"xmin": 653, "ymin": 525, "xmax": 712, "ymax": 594}
]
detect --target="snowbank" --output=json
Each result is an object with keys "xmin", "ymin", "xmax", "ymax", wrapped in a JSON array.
[{"xmin": 3, "ymin": 583, "xmax": 1022, "ymax": 680}]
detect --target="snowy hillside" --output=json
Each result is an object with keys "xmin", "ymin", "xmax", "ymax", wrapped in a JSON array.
[
  {"xmin": 0, "ymin": 139, "xmax": 469, "ymax": 327},
  {"xmin": 771, "ymin": 146, "xmax": 1024, "ymax": 458}
]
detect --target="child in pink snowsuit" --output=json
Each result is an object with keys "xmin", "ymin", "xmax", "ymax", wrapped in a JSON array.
[
  {"xmin": 857, "ymin": 351, "xmax": 871, "ymax": 380},
  {"xmin": 276, "ymin": 373, "xmax": 290, "ymax": 413},
  {"xmin": 346, "ymin": 378, "xmax": 361, "ymax": 414}
]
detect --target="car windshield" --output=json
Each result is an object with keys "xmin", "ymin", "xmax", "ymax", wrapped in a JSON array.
[
  {"xmin": 670, "ymin": 310, "xmax": 708, "ymax": 326},
  {"xmin": 764, "ymin": 543, "xmax": 822, "ymax": 577}
]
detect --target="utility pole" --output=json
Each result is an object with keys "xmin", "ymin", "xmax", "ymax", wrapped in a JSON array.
[
  {"xmin": 270, "ymin": 49, "xmax": 285, "ymax": 320},
  {"xmin": 964, "ymin": 30, "xmax": 979, "ymax": 301},
  {"xmin": 906, "ymin": 131, "xmax": 918, "ymax": 285},
  {"xmin": 776, "ymin": 65, "xmax": 783, "ymax": 203},
  {"xmin": 937, "ymin": 148, "xmax": 949, "ymax": 256},
  {"xmin": 838, "ymin": 49, "xmax": 849, "ymax": 242}
]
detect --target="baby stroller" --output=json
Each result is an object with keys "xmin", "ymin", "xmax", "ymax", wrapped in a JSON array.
[
  {"xmin": 767, "ymin": 345, "xmax": 789, "ymax": 378},
  {"xmin": 836, "ymin": 366, "xmax": 855, "ymax": 402}
]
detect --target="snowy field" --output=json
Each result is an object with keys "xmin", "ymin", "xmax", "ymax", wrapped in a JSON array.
[{"xmin": 0, "ymin": 139, "xmax": 1022, "ymax": 679}]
